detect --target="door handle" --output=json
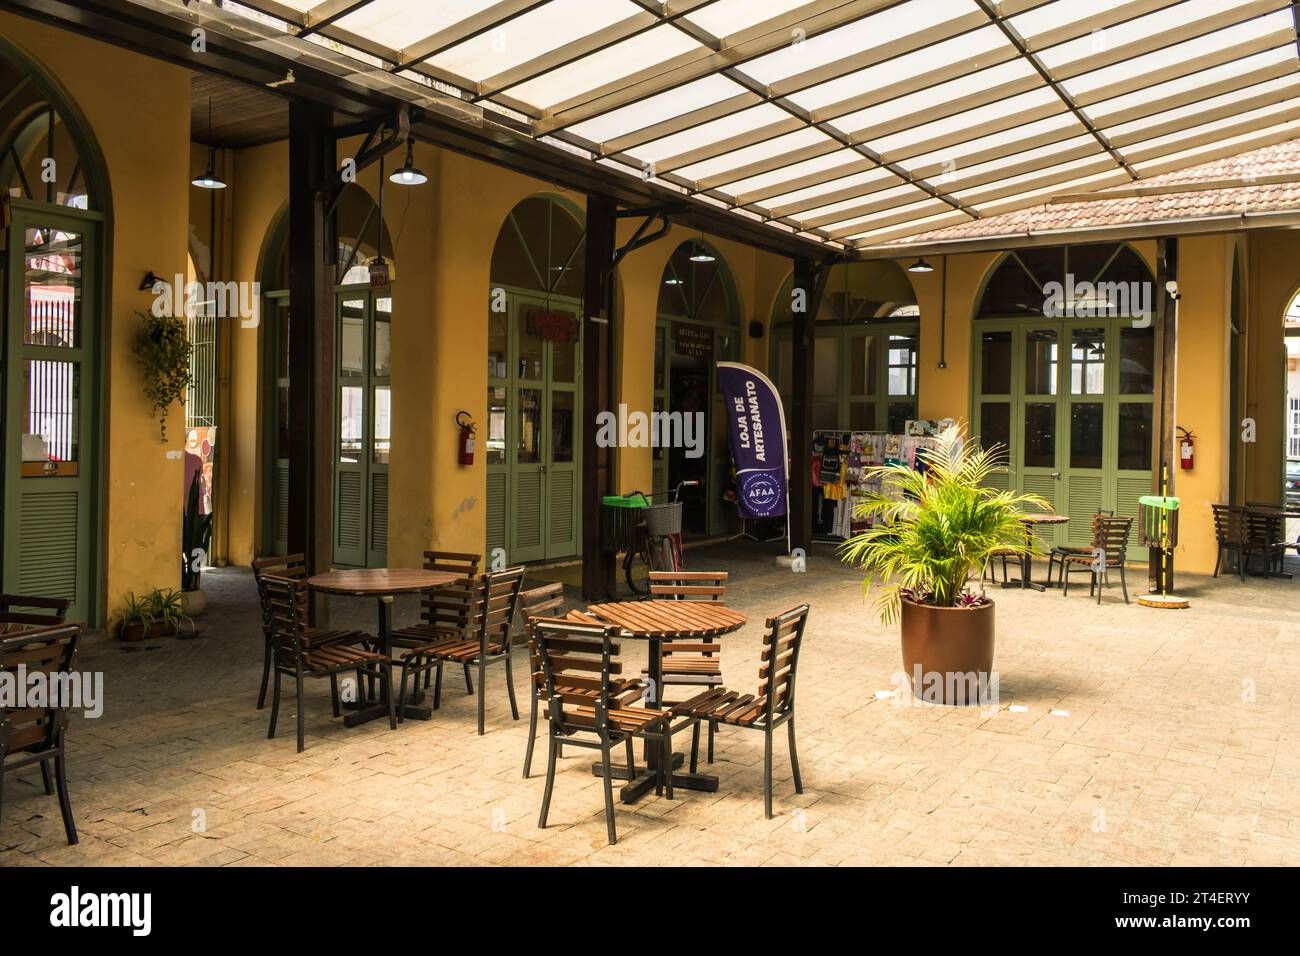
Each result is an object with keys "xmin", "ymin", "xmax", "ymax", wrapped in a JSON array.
[{"xmin": 1051, "ymin": 472, "xmax": 1062, "ymax": 479}]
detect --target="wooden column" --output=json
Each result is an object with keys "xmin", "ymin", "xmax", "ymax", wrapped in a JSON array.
[
  {"xmin": 1151, "ymin": 237, "xmax": 1179, "ymax": 592},
  {"xmin": 286, "ymin": 100, "xmax": 335, "ymax": 577},
  {"xmin": 581, "ymin": 194, "xmax": 618, "ymax": 600},
  {"xmin": 789, "ymin": 258, "xmax": 818, "ymax": 554}
]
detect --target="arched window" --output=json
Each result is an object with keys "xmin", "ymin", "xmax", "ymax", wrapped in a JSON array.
[
  {"xmin": 770, "ymin": 260, "xmax": 920, "ymax": 433},
  {"xmin": 489, "ymin": 194, "xmax": 585, "ymax": 299},
  {"xmin": 0, "ymin": 63, "xmax": 96, "ymax": 210},
  {"xmin": 977, "ymin": 244, "xmax": 1150, "ymax": 319},
  {"xmin": 656, "ymin": 239, "xmax": 736, "ymax": 325}
]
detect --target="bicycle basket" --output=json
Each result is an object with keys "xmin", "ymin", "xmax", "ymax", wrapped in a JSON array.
[{"xmin": 643, "ymin": 501, "xmax": 683, "ymax": 538}]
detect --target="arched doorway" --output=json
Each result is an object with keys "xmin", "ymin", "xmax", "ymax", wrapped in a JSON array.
[
  {"xmin": 259, "ymin": 184, "xmax": 395, "ymax": 566},
  {"xmin": 486, "ymin": 195, "xmax": 585, "ymax": 564},
  {"xmin": 971, "ymin": 243, "xmax": 1155, "ymax": 556},
  {"xmin": 0, "ymin": 40, "xmax": 106, "ymax": 622},
  {"xmin": 655, "ymin": 239, "xmax": 739, "ymax": 535}
]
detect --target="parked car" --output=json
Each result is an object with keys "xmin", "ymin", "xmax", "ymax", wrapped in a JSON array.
[{"xmin": 1287, "ymin": 460, "xmax": 1300, "ymax": 507}]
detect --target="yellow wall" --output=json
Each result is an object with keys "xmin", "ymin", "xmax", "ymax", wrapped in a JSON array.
[{"xmin": 2, "ymin": 14, "xmax": 191, "ymax": 621}]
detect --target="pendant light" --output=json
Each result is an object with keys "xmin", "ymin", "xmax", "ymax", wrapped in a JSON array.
[
  {"xmin": 389, "ymin": 136, "xmax": 428, "ymax": 186},
  {"xmin": 192, "ymin": 97, "xmax": 227, "ymax": 190},
  {"xmin": 689, "ymin": 237, "xmax": 716, "ymax": 263},
  {"xmin": 907, "ymin": 258, "xmax": 933, "ymax": 273}
]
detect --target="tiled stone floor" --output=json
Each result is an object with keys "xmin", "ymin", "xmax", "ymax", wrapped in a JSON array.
[{"xmin": 2, "ymin": 543, "xmax": 1297, "ymax": 867}]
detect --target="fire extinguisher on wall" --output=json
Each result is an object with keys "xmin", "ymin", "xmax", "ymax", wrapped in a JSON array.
[
  {"xmin": 1177, "ymin": 426, "xmax": 1194, "ymax": 470},
  {"xmin": 457, "ymin": 411, "xmax": 476, "ymax": 466}
]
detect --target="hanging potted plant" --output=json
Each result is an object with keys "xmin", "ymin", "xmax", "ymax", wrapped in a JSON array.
[
  {"xmin": 839, "ymin": 426, "xmax": 1047, "ymax": 705},
  {"xmin": 131, "ymin": 309, "xmax": 191, "ymax": 442}
]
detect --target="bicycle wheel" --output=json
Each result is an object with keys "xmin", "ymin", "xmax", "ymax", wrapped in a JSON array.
[{"xmin": 623, "ymin": 548, "xmax": 649, "ymax": 595}]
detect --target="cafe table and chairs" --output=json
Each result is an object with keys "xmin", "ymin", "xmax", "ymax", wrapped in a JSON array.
[
  {"xmin": 305, "ymin": 568, "xmax": 463, "ymax": 724},
  {"xmin": 1001, "ymin": 513, "xmax": 1070, "ymax": 592},
  {"xmin": 576, "ymin": 598, "xmax": 747, "ymax": 803}
]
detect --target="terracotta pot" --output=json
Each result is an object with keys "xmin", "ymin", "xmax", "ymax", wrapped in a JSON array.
[
  {"xmin": 180, "ymin": 588, "xmax": 207, "ymax": 616},
  {"xmin": 899, "ymin": 597, "xmax": 995, "ymax": 706},
  {"xmin": 118, "ymin": 620, "xmax": 177, "ymax": 642}
]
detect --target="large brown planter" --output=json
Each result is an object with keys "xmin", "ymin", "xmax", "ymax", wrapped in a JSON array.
[{"xmin": 899, "ymin": 597, "xmax": 995, "ymax": 706}]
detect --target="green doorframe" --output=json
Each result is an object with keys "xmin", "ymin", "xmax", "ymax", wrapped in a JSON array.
[
  {"xmin": 2, "ymin": 201, "xmax": 103, "ymax": 623},
  {"xmin": 768, "ymin": 319, "xmax": 921, "ymax": 433},
  {"xmin": 486, "ymin": 286, "xmax": 583, "ymax": 565},
  {"xmin": 971, "ymin": 317, "xmax": 1155, "ymax": 559}
]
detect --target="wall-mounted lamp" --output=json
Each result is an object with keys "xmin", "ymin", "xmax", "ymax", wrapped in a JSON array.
[{"xmin": 139, "ymin": 271, "xmax": 166, "ymax": 293}]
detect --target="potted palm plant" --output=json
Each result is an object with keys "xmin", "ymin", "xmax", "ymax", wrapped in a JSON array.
[{"xmin": 839, "ymin": 426, "xmax": 1047, "ymax": 705}]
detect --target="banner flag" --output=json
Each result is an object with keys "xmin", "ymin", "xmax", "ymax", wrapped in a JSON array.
[{"xmin": 717, "ymin": 361, "xmax": 788, "ymax": 520}]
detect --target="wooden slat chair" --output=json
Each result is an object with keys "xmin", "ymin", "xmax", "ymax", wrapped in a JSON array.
[
  {"xmin": 390, "ymin": 551, "xmax": 481, "ymax": 698},
  {"xmin": 1061, "ymin": 515, "xmax": 1133, "ymax": 604},
  {"xmin": 533, "ymin": 617, "xmax": 672, "ymax": 846},
  {"xmin": 648, "ymin": 570, "xmax": 727, "ymax": 762},
  {"xmin": 260, "ymin": 575, "xmax": 394, "ymax": 752},
  {"xmin": 520, "ymin": 584, "xmax": 644, "ymax": 778},
  {"xmin": 251, "ymin": 554, "xmax": 370, "ymax": 710},
  {"xmin": 671, "ymin": 604, "xmax": 810, "ymax": 819},
  {"xmin": 981, "ymin": 547, "xmax": 1021, "ymax": 585},
  {"xmin": 1047, "ymin": 510, "xmax": 1114, "ymax": 586},
  {"xmin": 1244, "ymin": 507, "xmax": 1287, "ymax": 577},
  {"xmin": 398, "ymin": 567, "xmax": 525, "ymax": 736},
  {"xmin": 0, "ymin": 594, "xmax": 71, "ymax": 635},
  {"xmin": 0, "ymin": 624, "xmax": 80, "ymax": 844}
]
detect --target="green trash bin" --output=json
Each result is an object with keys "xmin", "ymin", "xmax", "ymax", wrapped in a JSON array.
[
  {"xmin": 601, "ymin": 493, "xmax": 648, "ymax": 554},
  {"xmin": 1137, "ymin": 495, "xmax": 1180, "ymax": 548}
]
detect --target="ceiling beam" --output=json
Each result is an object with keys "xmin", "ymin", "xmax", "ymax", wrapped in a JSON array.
[
  {"xmin": 392, "ymin": 0, "xmax": 553, "ymax": 72},
  {"xmin": 298, "ymin": 0, "xmax": 377, "ymax": 39}
]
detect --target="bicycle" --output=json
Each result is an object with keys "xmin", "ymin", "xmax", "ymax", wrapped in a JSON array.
[{"xmin": 620, "ymin": 480, "xmax": 699, "ymax": 595}]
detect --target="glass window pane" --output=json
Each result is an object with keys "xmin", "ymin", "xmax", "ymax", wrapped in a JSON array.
[
  {"xmin": 1119, "ymin": 326, "xmax": 1155, "ymax": 394},
  {"xmin": 1024, "ymin": 329, "xmax": 1058, "ymax": 395},
  {"xmin": 551, "ymin": 391, "xmax": 575, "ymax": 463},
  {"xmin": 1024, "ymin": 402, "xmax": 1056, "ymax": 468},
  {"xmin": 813, "ymin": 334, "xmax": 839, "ymax": 397},
  {"xmin": 275, "ymin": 384, "xmax": 290, "ymax": 459},
  {"xmin": 340, "ymin": 299, "xmax": 365, "ymax": 378},
  {"xmin": 981, "ymin": 330, "xmax": 1012, "ymax": 394},
  {"xmin": 488, "ymin": 310, "xmax": 508, "ymax": 379},
  {"xmin": 373, "ymin": 297, "xmax": 391, "ymax": 377},
  {"xmin": 339, "ymin": 385, "xmax": 363, "ymax": 462},
  {"xmin": 813, "ymin": 400, "xmax": 839, "ymax": 431},
  {"xmin": 487, "ymin": 386, "xmax": 507, "ymax": 465},
  {"xmin": 850, "ymin": 335, "xmax": 876, "ymax": 395},
  {"xmin": 887, "ymin": 333, "xmax": 918, "ymax": 396},
  {"xmin": 552, "ymin": 332, "xmax": 578, "ymax": 385},
  {"xmin": 276, "ymin": 303, "xmax": 290, "ymax": 380},
  {"xmin": 979, "ymin": 401, "xmax": 1011, "ymax": 459},
  {"xmin": 517, "ymin": 388, "xmax": 541, "ymax": 464},
  {"xmin": 655, "ymin": 326, "xmax": 667, "ymax": 392},
  {"xmin": 372, "ymin": 385, "xmax": 391, "ymax": 464},
  {"xmin": 1070, "ymin": 327, "xmax": 1106, "ymax": 395},
  {"xmin": 23, "ymin": 359, "xmax": 78, "ymax": 465},
  {"xmin": 775, "ymin": 336, "xmax": 791, "ymax": 397},
  {"xmin": 25, "ymin": 226, "xmax": 81, "ymax": 347},
  {"xmin": 1117, "ymin": 403, "xmax": 1152, "ymax": 470},
  {"xmin": 1070, "ymin": 402, "xmax": 1105, "ymax": 469},
  {"xmin": 887, "ymin": 401, "xmax": 914, "ymax": 434},
  {"xmin": 848, "ymin": 401, "xmax": 877, "ymax": 430},
  {"xmin": 519, "ymin": 310, "xmax": 543, "ymax": 380}
]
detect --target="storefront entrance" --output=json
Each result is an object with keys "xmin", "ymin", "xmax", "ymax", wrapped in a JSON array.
[{"xmin": 973, "ymin": 245, "xmax": 1155, "ymax": 558}]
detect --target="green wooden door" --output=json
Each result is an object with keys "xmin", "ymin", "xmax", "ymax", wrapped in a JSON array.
[
  {"xmin": 974, "ymin": 318, "xmax": 1154, "ymax": 560},
  {"xmin": 333, "ymin": 288, "xmax": 390, "ymax": 568},
  {"xmin": 3, "ymin": 206, "xmax": 98, "ymax": 621},
  {"xmin": 486, "ymin": 289, "xmax": 581, "ymax": 565}
]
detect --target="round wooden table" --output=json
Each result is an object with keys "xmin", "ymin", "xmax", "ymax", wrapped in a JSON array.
[
  {"xmin": 583, "ymin": 600, "xmax": 747, "ymax": 803},
  {"xmin": 1001, "ymin": 513, "xmax": 1069, "ymax": 592},
  {"xmin": 307, "ymin": 568, "xmax": 462, "ymax": 724}
]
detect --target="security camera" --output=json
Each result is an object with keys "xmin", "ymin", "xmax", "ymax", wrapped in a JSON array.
[{"xmin": 1165, "ymin": 280, "xmax": 1181, "ymax": 300}]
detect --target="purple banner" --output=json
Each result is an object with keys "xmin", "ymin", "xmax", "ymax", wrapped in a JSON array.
[{"xmin": 717, "ymin": 362, "xmax": 788, "ymax": 519}]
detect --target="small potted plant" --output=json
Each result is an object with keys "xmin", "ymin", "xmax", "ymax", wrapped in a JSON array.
[
  {"xmin": 114, "ymin": 587, "xmax": 196, "ymax": 641},
  {"xmin": 839, "ymin": 426, "xmax": 1046, "ymax": 705}
]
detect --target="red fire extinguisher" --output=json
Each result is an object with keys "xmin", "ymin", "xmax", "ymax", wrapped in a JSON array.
[
  {"xmin": 1178, "ymin": 426, "xmax": 1194, "ymax": 470},
  {"xmin": 456, "ymin": 411, "xmax": 476, "ymax": 466}
]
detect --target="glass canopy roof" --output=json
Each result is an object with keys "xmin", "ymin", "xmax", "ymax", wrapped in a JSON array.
[{"xmin": 181, "ymin": 0, "xmax": 1300, "ymax": 251}]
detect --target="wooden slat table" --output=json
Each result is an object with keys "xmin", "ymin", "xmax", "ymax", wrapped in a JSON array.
[
  {"xmin": 583, "ymin": 600, "xmax": 747, "ymax": 803},
  {"xmin": 307, "ymin": 569, "xmax": 461, "ymax": 725}
]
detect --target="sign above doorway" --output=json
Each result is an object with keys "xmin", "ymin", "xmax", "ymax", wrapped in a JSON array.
[
  {"xmin": 526, "ymin": 308, "xmax": 578, "ymax": 343},
  {"xmin": 674, "ymin": 324, "xmax": 713, "ymax": 358}
]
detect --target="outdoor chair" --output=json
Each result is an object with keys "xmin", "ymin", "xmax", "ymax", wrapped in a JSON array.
[
  {"xmin": 398, "ymin": 566, "xmax": 525, "ymax": 735},
  {"xmin": 1243, "ymin": 507, "xmax": 1287, "ymax": 577},
  {"xmin": 671, "ymin": 603, "xmax": 810, "ymax": 819},
  {"xmin": 1047, "ymin": 510, "xmax": 1114, "ymax": 587},
  {"xmin": 0, "ymin": 593, "xmax": 71, "ymax": 635},
  {"xmin": 532, "ymin": 617, "xmax": 672, "ymax": 845},
  {"xmin": 390, "ymin": 550, "xmax": 482, "ymax": 700},
  {"xmin": 251, "ymin": 554, "xmax": 370, "ymax": 710},
  {"xmin": 0, "ymin": 624, "xmax": 81, "ymax": 845},
  {"xmin": 981, "ymin": 547, "xmax": 1022, "ymax": 585},
  {"xmin": 259, "ymin": 574, "xmax": 394, "ymax": 752},
  {"xmin": 648, "ymin": 570, "xmax": 727, "ymax": 762},
  {"xmin": 520, "ymin": 584, "xmax": 644, "ymax": 778},
  {"xmin": 1061, "ymin": 515, "xmax": 1133, "ymax": 604},
  {"xmin": 1211, "ymin": 505, "xmax": 1247, "ymax": 580}
]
